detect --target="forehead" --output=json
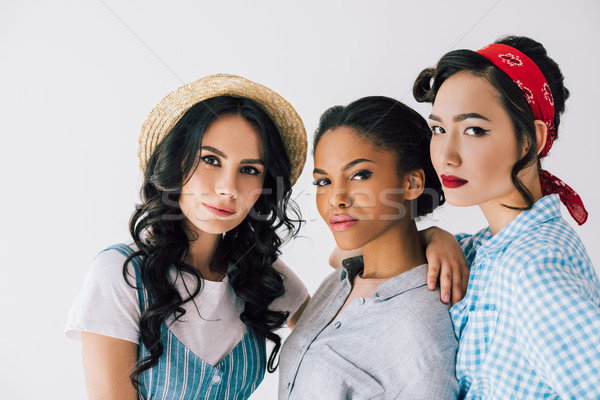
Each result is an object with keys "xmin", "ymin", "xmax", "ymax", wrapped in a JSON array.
[
  {"xmin": 202, "ymin": 114, "xmax": 263, "ymax": 158},
  {"xmin": 432, "ymin": 72, "xmax": 503, "ymax": 116},
  {"xmin": 314, "ymin": 126, "xmax": 389, "ymax": 165}
]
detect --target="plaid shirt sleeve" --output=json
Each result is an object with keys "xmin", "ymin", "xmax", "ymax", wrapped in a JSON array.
[{"xmin": 513, "ymin": 250, "xmax": 600, "ymax": 398}]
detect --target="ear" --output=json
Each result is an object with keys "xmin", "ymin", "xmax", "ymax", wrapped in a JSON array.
[
  {"xmin": 533, "ymin": 120, "xmax": 548, "ymax": 155},
  {"xmin": 403, "ymin": 169, "xmax": 425, "ymax": 200}
]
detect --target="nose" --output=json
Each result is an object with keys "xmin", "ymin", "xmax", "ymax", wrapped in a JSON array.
[
  {"xmin": 215, "ymin": 169, "xmax": 238, "ymax": 199},
  {"xmin": 329, "ymin": 188, "xmax": 352, "ymax": 209},
  {"xmin": 433, "ymin": 131, "xmax": 461, "ymax": 167}
]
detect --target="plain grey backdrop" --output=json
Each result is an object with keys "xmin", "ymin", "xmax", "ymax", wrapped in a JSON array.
[{"xmin": 1, "ymin": 1, "xmax": 598, "ymax": 398}]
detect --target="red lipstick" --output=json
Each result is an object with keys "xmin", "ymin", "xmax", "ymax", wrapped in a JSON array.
[
  {"xmin": 440, "ymin": 174, "xmax": 468, "ymax": 189},
  {"xmin": 202, "ymin": 203, "xmax": 236, "ymax": 218},
  {"xmin": 330, "ymin": 215, "xmax": 358, "ymax": 231}
]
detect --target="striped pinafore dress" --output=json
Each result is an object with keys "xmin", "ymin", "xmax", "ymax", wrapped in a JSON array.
[{"xmin": 108, "ymin": 244, "xmax": 267, "ymax": 400}]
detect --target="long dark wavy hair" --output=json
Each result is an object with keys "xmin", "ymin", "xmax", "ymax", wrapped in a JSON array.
[
  {"xmin": 313, "ymin": 96, "xmax": 445, "ymax": 218},
  {"xmin": 413, "ymin": 35, "xmax": 569, "ymax": 210},
  {"xmin": 124, "ymin": 96, "xmax": 302, "ymax": 386}
]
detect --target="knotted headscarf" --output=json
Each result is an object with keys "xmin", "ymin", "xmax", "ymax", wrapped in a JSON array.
[{"xmin": 477, "ymin": 43, "xmax": 588, "ymax": 225}]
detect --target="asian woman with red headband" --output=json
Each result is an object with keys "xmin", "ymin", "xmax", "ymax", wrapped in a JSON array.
[{"xmin": 413, "ymin": 35, "xmax": 600, "ymax": 398}]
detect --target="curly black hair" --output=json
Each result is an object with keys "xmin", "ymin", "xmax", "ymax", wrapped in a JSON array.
[{"xmin": 124, "ymin": 96, "xmax": 303, "ymax": 386}]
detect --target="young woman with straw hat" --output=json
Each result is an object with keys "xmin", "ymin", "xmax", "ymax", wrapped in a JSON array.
[{"xmin": 65, "ymin": 74, "xmax": 310, "ymax": 399}]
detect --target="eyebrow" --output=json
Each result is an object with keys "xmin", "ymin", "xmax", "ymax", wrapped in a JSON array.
[
  {"xmin": 343, "ymin": 158, "xmax": 374, "ymax": 171},
  {"xmin": 201, "ymin": 146, "xmax": 264, "ymax": 165},
  {"xmin": 312, "ymin": 158, "xmax": 375, "ymax": 175},
  {"xmin": 429, "ymin": 113, "xmax": 490, "ymax": 122},
  {"xmin": 241, "ymin": 158, "xmax": 265, "ymax": 166}
]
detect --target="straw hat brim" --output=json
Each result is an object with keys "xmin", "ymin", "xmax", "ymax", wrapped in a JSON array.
[{"xmin": 138, "ymin": 74, "xmax": 307, "ymax": 185}]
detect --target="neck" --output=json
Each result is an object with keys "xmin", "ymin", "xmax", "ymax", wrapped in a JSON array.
[
  {"xmin": 361, "ymin": 221, "xmax": 426, "ymax": 279},
  {"xmin": 182, "ymin": 219, "xmax": 223, "ymax": 281},
  {"xmin": 480, "ymin": 170, "xmax": 543, "ymax": 235}
]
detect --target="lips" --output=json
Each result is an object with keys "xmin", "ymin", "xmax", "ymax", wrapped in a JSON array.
[
  {"xmin": 202, "ymin": 202, "xmax": 236, "ymax": 218},
  {"xmin": 329, "ymin": 214, "xmax": 358, "ymax": 231},
  {"xmin": 440, "ymin": 174, "xmax": 468, "ymax": 189}
]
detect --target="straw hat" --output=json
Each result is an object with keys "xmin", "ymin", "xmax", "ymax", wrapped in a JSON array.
[{"xmin": 138, "ymin": 74, "xmax": 307, "ymax": 185}]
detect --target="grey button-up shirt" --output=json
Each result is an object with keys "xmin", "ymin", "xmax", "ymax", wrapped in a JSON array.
[{"xmin": 279, "ymin": 257, "xmax": 458, "ymax": 399}]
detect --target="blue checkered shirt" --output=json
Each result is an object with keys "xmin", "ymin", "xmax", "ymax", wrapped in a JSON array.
[{"xmin": 451, "ymin": 194, "xmax": 600, "ymax": 399}]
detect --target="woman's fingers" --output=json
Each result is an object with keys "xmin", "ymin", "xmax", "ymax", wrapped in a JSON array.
[
  {"xmin": 439, "ymin": 264, "xmax": 452, "ymax": 304},
  {"xmin": 451, "ymin": 261, "xmax": 464, "ymax": 305},
  {"xmin": 427, "ymin": 257, "xmax": 440, "ymax": 291}
]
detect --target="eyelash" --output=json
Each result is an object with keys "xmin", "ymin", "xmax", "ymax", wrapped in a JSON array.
[
  {"xmin": 200, "ymin": 155, "xmax": 262, "ymax": 176},
  {"xmin": 430, "ymin": 126, "xmax": 490, "ymax": 136},
  {"xmin": 431, "ymin": 125, "xmax": 445, "ymax": 135},
  {"xmin": 312, "ymin": 177, "xmax": 330, "ymax": 187},
  {"xmin": 240, "ymin": 166, "xmax": 261, "ymax": 176},
  {"xmin": 200, "ymin": 155, "xmax": 220, "ymax": 166},
  {"xmin": 464, "ymin": 127, "xmax": 490, "ymax": 136},
  {"xmin": 312, "ymin": 170, "xmax": 373, "ymax": 187},
  {"xmin": 351, "ymin": 170, "xmax": 373, "ymax": 180}
]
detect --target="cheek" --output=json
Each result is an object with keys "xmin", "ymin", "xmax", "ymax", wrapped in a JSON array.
[
  {"xmin": 474, "ymin": 142, "xmax": 516, "ymax": 178},
  {"xmin": 241, "ymin": 180, "xmax": 264, "ymax": 209},
  {"xmin": 182, "ymin": 170, "xmax": 211, "ymax": 195},
  {"xmin": 429, "ymin": 138, "xmax": 443, "ymax": 172},
  {"xmin": 315, "ymin": 189, "xmax": 329, "ymax": 221},
  {"xmin": 351, "ymin": 187, "xmax": 377, "ymax": 208}
]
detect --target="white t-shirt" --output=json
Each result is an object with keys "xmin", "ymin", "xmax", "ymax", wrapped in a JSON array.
[{"xmin": 65, "ymin": 246, "xmax": 308, "ymax": 366}]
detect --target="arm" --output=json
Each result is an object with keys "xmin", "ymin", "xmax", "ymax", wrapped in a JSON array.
[
  {"xmin": 81, "ymin": 332, "xmax": 138, "ymax": 400},
  {"xmin": 419, "ymin": 226, "xmax": 469, "ymax": 304},
  {"xmin": 514, "ymin": 252, "xmax": 600, "ymax": 398},
  {"xmin": 66, "ymin": 248, "xmax": 143, "ymax": 399},
  {"xmin": 271, "ymin": 259, "xmax": 310, "ymax": 330}
]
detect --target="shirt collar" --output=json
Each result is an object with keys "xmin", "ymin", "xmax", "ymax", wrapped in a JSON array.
[
  {"xmin": 341, "ymin": 256, "xmax": 429, "ymax": 300},
  {"xmin": 480, "ymin": 193, "xmax": 562, "ymax": 254}
]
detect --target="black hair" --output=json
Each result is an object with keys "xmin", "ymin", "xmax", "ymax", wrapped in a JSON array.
[
  {"xmin": 413, "ymin": 35, "xmax": 569, "ymax": 210},
  {"xmin": 313, "ymin": 96, "xmax": 444, "ymax": 218},
  {"xmin": 125, "ymin": 96, "xmax": 302, "ymax": 386}
]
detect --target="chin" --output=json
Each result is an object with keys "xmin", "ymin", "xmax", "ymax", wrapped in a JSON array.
[
  {"xmin": 441, "ymin": 194, "xmax": 477, "ymax": 207},
  {"xmin": 334, "ymin": 237, "xmax": 364, "ymax": 252},
  {"xmin": 191, "ymin": 219, "xmax": 244, "ymax": 235}
]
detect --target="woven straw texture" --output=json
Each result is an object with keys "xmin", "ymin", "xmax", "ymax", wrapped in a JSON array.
[{"xmin": 138, "ymin": 74, "xmax": 307, "ymax": 185}]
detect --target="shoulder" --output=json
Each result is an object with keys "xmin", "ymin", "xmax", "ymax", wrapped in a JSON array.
[
  {"xmin": 65, "ymin": 243, "xmax": 142, "ymax": 342},
  {"xmin": 272, "ymin": 258, "xmax": 306, "ymax": 290},
  {"xmin": 509, "ymin": 216, "xmax": 588, "ymax": 260},
  {"xmin": 505, "ymin": 219, "xmax": 600, "ymax": 304},
  {"xmin": 272, "ymin": 258, "xmax": 298, "ymax": 279},
  {"xmin": 86, "ymin": 244, "xmax": 140, "ymax": 287},
  {"xmin": 376, "ymin": 266, "xmax": 457, "ymax": 356},
  {"xmin": 377, "ymin": 287, "xmax": 458, "ymax": 392},
  {"xmin": 269, "ymin": 258, "xmax": 309, "ymax": 317},
  {"xmin": 391, "ymin": 286, "xmax": 457, "ymax": 352},
  {"xmin": 505, "ymin": 217, "xmax": 594, "ymax": 280}
]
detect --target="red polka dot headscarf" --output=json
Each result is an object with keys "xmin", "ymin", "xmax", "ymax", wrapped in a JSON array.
[{"xmin": 477, "ymin": 43, "xmax": 588, "ymax": 225}]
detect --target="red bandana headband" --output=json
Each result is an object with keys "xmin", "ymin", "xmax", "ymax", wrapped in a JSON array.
[{"xmin": 477, "ymin": 43, "xmax": 588, "ymax": 225}]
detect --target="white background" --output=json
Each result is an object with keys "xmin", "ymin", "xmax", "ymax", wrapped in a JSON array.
[{"xmin": 1, "ymin": 1, "xmax": 598, "ymax": 399}]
